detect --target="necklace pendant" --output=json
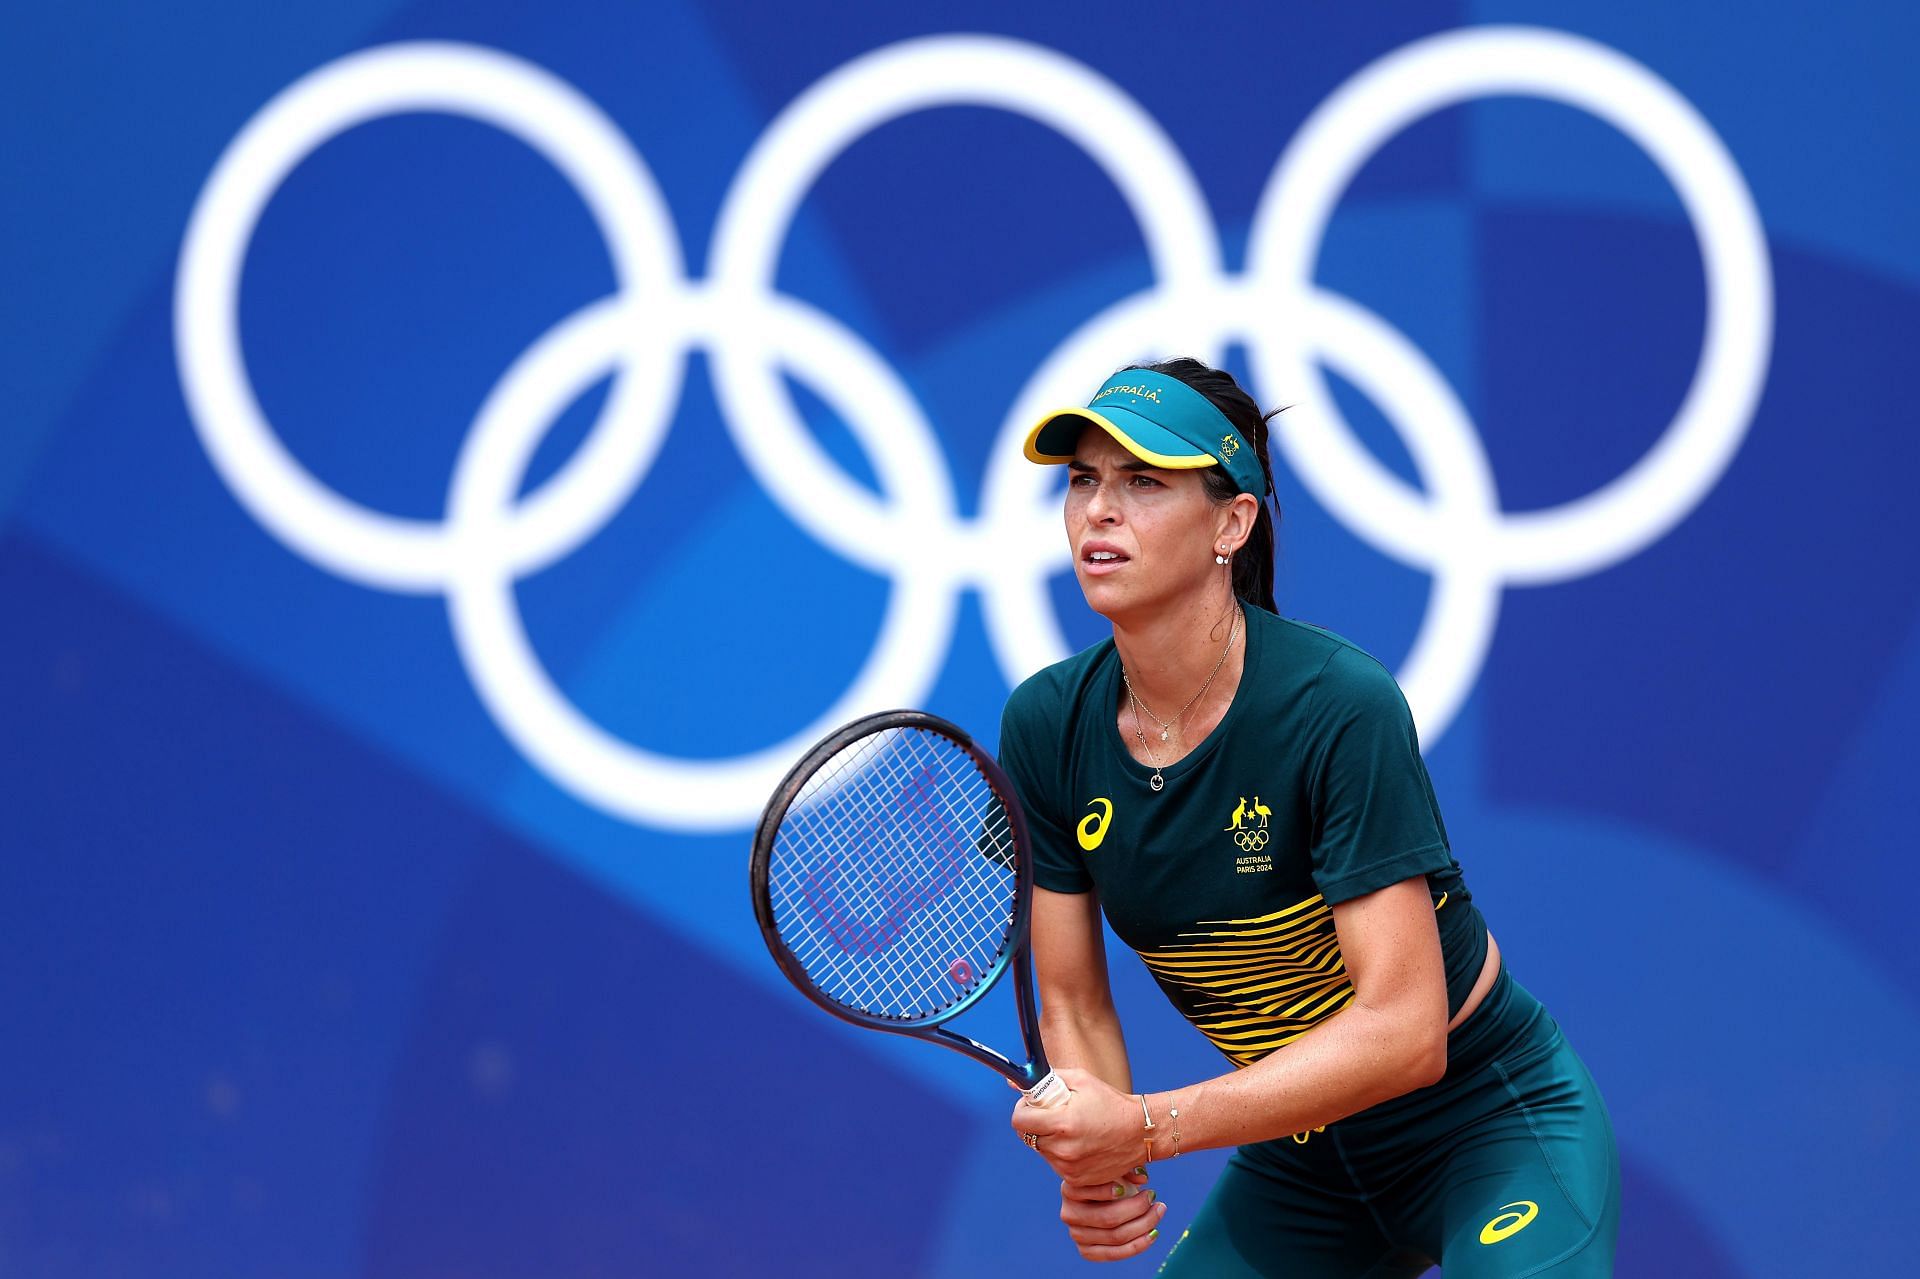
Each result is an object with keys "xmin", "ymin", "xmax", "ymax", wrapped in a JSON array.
[
  {"xmin": 1159, "ymin": 729, "xmax": 1169, "ymax": 742},
  {"xmin": 1149, "ymin": 772, "xmax": 1165, "ymax": 792}
]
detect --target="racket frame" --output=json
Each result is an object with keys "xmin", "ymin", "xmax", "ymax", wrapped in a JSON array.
[{"xmin": 750, "ymin": 709, "xmax": 1054, "ymax": 1092}]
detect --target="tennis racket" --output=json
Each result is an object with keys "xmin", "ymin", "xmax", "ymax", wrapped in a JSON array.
[{"xmin": 750, "ymin": 709, "xmax": 1069, "ymax": 1108}]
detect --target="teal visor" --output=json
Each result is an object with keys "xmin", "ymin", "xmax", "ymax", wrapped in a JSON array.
[{"xmin": 1023, "ymin": 369, "xmax": 1268, "ymax": 497}]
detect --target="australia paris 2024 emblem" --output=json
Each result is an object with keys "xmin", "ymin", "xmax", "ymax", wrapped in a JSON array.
[{"xmin": 1227, "ymin": 796, "xmax": 1273, "ymax": 868}]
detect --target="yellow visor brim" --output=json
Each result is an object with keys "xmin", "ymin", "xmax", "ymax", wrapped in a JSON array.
[{"xmin": 1022, "ymin": 407, "xmax": 1219, "ymax": 470}]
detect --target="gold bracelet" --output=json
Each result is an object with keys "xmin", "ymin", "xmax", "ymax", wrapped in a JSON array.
[
  {"xmin": 1137, "ymin": 1093, "xmax": 1155, "ymax": 1163},
  {"xmin": 1168, "ymin": 1104, "xmax": 1182, "ymax": 1157}
]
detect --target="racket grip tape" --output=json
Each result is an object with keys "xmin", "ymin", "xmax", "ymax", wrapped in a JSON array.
[{"xmin": 1025, "ymin": 1070, "xmax": 1070, "ymax": 1108}]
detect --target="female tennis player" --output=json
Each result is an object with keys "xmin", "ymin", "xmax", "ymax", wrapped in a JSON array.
[{"xmin": 1000, "ymin": 360, "xmax": 1619, "ymax": 1276}]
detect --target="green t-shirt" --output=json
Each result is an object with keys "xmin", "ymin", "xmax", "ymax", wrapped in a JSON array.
[{"xmin": 997, "ymin": 607, "xmax": 1487, "ymax": 1068}]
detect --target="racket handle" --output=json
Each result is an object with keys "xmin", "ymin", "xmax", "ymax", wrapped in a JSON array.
[{"xmin": 1025, "ymin": 1070, "xmax": 1070, "ymax": 1108}]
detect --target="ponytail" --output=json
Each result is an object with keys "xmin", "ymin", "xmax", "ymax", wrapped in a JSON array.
[{"xmin": 1124, "ymin": 358, "xmax": 1283, "ymax": 614}]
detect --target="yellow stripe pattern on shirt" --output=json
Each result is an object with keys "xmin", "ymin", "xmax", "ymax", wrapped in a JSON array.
[{"xmin": 1134, "ymin": 893, "xmax": 1355, "ymax": 1067}]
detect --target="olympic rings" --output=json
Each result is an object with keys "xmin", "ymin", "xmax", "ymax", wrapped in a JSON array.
[
  {"xmin": 175, "ymin": 29, "xmax": 1771, "ymax": 832},
  {"xmin": 1234, "ymin": 830, "xmax": 1271, "ymax": 852}
]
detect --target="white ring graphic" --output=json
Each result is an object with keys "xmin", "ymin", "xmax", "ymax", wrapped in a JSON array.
[
  {"xmin": 175, "ymin": 42, "xmax": 688, "ymax": 592},
  {"xmin": 1248, "ymin": 25, "xmax": 1772, "ymax": 586},
  {"xmin": 175, "ymin": 28, "xmax": 1772, "ymax": 830},
  {"xmin": 443, "ymin": 292, "xmax": 961, "ymax": 824}
]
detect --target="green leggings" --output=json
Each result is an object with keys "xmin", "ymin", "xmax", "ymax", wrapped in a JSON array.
[{"xmin": 1158, "ymin": 970, "xmax": 1619, "ymax": 1278}]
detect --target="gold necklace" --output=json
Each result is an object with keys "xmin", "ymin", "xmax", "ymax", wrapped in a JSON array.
[{"xmin": 1123, "ymin": 607, "xmax": 1240, "ymax": 792}]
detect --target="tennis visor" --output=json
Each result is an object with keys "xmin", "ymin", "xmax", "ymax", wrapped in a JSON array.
[{"xmin": 1022, "ymin": 368, "xmax": 1268, "ymax": 496}]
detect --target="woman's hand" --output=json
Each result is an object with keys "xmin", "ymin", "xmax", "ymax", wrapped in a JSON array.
[
  {"xmin": 1059, "ymin": 1171, "xmax": 1166, "ymax": 1262},
  {"xmin": 1010, "ymin": 1066, "xmax": 1153, "ymax": 1186}
]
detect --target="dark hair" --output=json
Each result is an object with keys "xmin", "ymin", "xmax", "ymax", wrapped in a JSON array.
[{"xmin": 1124, "ymin": 358, "xmax": 1283, "ymax": 613}]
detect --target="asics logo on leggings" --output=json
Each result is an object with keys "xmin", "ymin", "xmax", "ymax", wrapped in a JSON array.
[
  {"xmin": 1480, "ymin": 1200, "xmax": 1540, "ymax": 1244},
  {"xmin": 174, "ymin": 29, "xmax": 1772, "ymax": 832}
]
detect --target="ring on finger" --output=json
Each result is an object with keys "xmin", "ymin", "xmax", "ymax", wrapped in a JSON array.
[{"xmin": 1022, "ymin": 1131, "xmax": 1039, "ymax": 1150}]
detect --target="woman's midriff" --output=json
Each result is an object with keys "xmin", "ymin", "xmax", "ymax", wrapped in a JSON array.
[{"xmin": 1444, "ymin": 930, "xmax": 1502, "ymax": 1034}]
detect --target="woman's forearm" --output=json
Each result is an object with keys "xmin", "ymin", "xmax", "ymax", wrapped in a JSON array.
[
  {"xmin": 1144, "ymin": 997, "xmax": 1443, "ymax": 1157},
  {"xmin": 1042, "ymin": 1001, "xmax": 1134, "ymax": 1094}
]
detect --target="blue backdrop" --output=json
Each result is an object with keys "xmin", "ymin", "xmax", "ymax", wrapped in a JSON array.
[{"xmin": 6, "ymin": 2, "xmax": 1917, "ymax": 1275}]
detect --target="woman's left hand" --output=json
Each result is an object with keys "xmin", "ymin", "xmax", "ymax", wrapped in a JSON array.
[{"xmin": 1009, "ymin": 1067, "xmax": 1152, "ymax": 1185}]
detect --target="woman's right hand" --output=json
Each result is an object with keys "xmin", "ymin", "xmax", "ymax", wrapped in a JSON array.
[{"xmin": 1059, "ymin": 1170, "xmax": 1168, "ymax": 1262}]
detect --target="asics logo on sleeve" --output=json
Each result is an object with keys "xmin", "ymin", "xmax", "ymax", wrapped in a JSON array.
[{"xmin": 1078, "ymin": 798, "xmax": 1114, "ymax": 851}]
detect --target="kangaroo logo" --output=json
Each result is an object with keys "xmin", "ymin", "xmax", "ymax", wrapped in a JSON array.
[
  {"xmin": 1226, "ymin": 795, "xmax": 1273, "ymax": 852},
  {"xmin": 1224, "ymin": 795, "xmax": 1271, "ymax": 831}
]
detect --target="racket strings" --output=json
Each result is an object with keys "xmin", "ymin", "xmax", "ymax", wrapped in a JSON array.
[{"xmin": 768, "ymin": 727, "xmax": 1018, "ymax": 1021}]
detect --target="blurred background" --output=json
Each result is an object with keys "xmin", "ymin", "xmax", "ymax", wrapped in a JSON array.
[{"xmin": 5, "ymin": 1, "xmax": 1917, "ymax": 1275}]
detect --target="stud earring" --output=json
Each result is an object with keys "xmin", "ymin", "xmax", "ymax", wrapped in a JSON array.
[{"xmin": 1215, "ymin": 546, "xmax": 1230, "ymax": 566}]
